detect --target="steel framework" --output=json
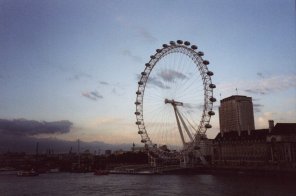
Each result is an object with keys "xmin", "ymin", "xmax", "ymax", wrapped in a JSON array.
[{"xmin": 135, "ymin": 40, "xmax": 216, "ymax": 162}]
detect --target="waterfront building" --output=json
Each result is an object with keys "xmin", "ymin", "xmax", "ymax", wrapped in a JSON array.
[
  {"xmin": 212, "ymin": 121, "xmax": 296, "ymax": 169},
  {"xmin": 214, "ymin": 95, "xmax": 296, "ymax": 169},
  {"xmin": 212, "ymin": 128, "xmax": 269, "ymax": 166},
  {"xmin": 219, "ymin": 95, "xmax": 255, "ymax": 135},
  {"xmin": 267, "ymin": 122, "xmax": 296, "ymax": 165}
]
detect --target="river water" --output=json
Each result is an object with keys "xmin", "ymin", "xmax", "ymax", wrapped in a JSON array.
[{"xmin": 0, "ymin": 172, "xmax": 295, "ymax": 196}]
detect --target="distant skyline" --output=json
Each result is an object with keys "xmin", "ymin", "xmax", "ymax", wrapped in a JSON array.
[{"xmin": 0, "ymin": 0, "xmax": 295, "ymax": 152}]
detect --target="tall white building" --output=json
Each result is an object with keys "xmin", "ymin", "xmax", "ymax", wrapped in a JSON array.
[{"xmin": 219, "ymin": 95, "xmax": 255, "ymax": 134}]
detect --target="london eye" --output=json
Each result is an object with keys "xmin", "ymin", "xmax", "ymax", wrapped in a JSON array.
[{"xmin": 135, "ymin": 40, "xmax": 216, "ymax": 164}]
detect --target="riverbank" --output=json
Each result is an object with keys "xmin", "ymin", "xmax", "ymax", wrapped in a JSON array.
[
  {"xmin": 161, "ymin": 165, "xmax": 296, "ymax": 177},
  {"xmin": 107, "ymin": 163, "xmax": 296, "ymax": 176}
]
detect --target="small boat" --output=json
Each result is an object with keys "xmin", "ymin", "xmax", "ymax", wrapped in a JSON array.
[
  {"xmin": 17, "ymin": 169, "xmax": 39, "ymax": 177},
  {"xmin": 94, "ymin": 170, "xmax": 109, "ymax": 175}
]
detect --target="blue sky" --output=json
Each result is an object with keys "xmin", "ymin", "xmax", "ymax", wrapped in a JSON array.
[{"xmin": 0, "ymin": 0, "xmax": 295, "ymax": 148}]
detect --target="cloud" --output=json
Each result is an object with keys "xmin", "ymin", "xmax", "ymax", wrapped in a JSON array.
[
  {"xmin": 82, "ymin": 91, "xmax": 103, "ymax": 101},
  {"xmin": 183, "ymin": 103, "xmax": 203, "ymax": 110},
  {"xmin": 98, "ymin": 80, "xmax": 126, "ymax": 96},
  {"xmin": 0, "ymin": 118, "xmax": 135, "ymax": 153},
  {"xmin": 69, "ymin": 72, "xmax": 92, "ymax": 81},
  {"xmin": 245, "ymin": 89, "xmax": 267, "ymax": 95},
  {"xmin": 0, "ymin": 134, "xmax": 132, "ymax": 154},
  {"xmin": 253, "ymin": 103, "xmax": 264, "ymax": 113},
  {"xmin": 158, "ymin": 69, "xmax": 188, "ymax": 82},
  {"xmin": 147, "ymin": 76, "xmax": 170, "ymax": 89},
  {"xmin": 182, "ymin": 103, "xmax": 203, "ymax": 114},
  {"xmin": 136, "ymin": 27, "xmax": 158, "ymax": 43},
  {"xmin": 257, "ymin": 72, "xmax": 264, "ymax": 78},
  {"xmin": 121, "ymin": 49, "xmax": 142, "ymax": 63},
  {"xmin": 255, "ymin": 110, "xmax": 296, "ymax": 129},
  {"xmin": 244, "ymin": 74, "xmax": 296, "ymax": 95},
  {"xmin": 218, "ymin": 74, "xmax": 296, "ymax": 97},
  {"xmin": 99, "ymin": 81, "xmax": 109, "ymax": 85},
  {"xmin": 111, "ymin": 87, "xmax": 121, "ymax": 96},
  {"xmin": 116, "ymin": 16, "xmax": 157, "ymax": 43},
  {"xmin": 0, "ymin": 119, "xmax": 72, "ymax": 136},
  {"xmin": 256, "ymin": 112, "xmax": 276, "ymax": 129}
]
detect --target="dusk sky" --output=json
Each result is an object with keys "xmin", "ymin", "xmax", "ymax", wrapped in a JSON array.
[{"xmin": 0, "ymin": 0, "xmax": 295, "ymax": 151}]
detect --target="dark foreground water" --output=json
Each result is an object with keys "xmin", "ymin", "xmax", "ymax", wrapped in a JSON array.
[{"xmin": 0, "ymin": 172, "xmax": 295, "ymax": 196}]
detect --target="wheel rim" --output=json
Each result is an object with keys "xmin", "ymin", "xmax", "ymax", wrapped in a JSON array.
[{"xmin": 135, "ymin": 40, "xmax": 215, "ymax": 160}]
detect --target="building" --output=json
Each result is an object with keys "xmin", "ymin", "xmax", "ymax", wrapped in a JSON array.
[
  {"xmin": 212, "ymin": 121, "xmax": 296, "ymax": 169},
  {"xmin": 219, "ymin": 95, "xmax": 255, "ymax": 134},
  {"xmin": 213, "ymin": 95, "xmax": 296, "ymax": 170},
  {"xmin": 267, "ymin": 122, "xmax": 296, "ymax": 164},
  {"xmin": 212, "ymin": 128, "xmax": 270, "ymax": 167}
]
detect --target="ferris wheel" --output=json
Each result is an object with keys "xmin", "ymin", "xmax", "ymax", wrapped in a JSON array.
[{"xmin": 135, "ymin": 40, "xmax": 216, "ymax": 161}]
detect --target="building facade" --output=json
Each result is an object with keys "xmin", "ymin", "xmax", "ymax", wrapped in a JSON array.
[
  {"xmin": 212, "ymin": 129, "xmax": 270, "ymax": 167},
  {"xmin": 219, "ymin": 95, "xmax": 255, "ymax": 134},
  {"xmin": 212, "ymin": 123, "xmax": 296, "ymax": 169},
  {"xmin": 267, "ymin": 123, "xmax": 296, "ymax": 165}
]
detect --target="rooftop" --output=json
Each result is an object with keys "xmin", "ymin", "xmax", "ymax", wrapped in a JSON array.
[
  {"xmin": 269, "ymin": 123, "xmax": 296, "ymax": 135},
  {"xmin": 214, "ymin": 123, "xmax": 296, "ymax": 141},
  {"xmin": 220, "ymin": 95, "xmax": 252, "ymax": 103}
]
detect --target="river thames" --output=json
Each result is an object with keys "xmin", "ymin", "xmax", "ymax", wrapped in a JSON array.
[{"xmin": 0, "ymin": 172, "xmax": 295, "ymax": 196}]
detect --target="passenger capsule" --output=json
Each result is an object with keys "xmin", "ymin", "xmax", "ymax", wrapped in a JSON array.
[
  {"xmin": 207, "ymin": 71, "xmax": 214, "ymax": 76},
  {"xmin": 184, "ymin": 41, "xmax": 190, "ymax": 46},
  {"xmin": 170, "ymin": 41, "xmax": 176, "ymax": 45},
  {"xmin": 209, "ymin": 97, "xmax": 216, "ymax": 102},
  {"xmin": 138, "ymin": 131, "xmax": 143, "ymax": 134},
  {"xmin": 141, "ymin": 139, "xmax": 146, "ymax": 143},
  {"xmin": 203, "ymin": 60, "xmax": 210, "ymax": 65},
  {"xmin": 136, "ymin": 91, "xmax": 141, "ymax": 95},
  {"xmin": 135, "ymin": 101, "xmax": 141, "ymax": 105},
  {"xmin": 136, "ymin": 121, "xmax": 141, "ymax": 125},
  {"xmin": 191, "ymin": 45, "xmax": 198, "ymax": 50},
  {"xmin": 138, "ymin": 81, "xmax": 143, "ymax": 85},
  {"xmin": 150, "ymin": 55, "xmax": 156, "ymax": 59},
  {"xmin": 209, "ymin": 84, "xmax": 216, "ymax": 88},
  {"xmin": 177, "ymin": 40, "xmax": 183, "ymax": 44},
  {"xmin": 205, "ymin": 124, "xmax": 212, "ymax": 129},
  {"xmin": 162, "ymin": 44, "xmax": 168, "ymax": 48},
  {"xmin": 135, "ymin": 111, "xmax": 140, "ymax": 115},
  {"xmin": 197, "ymin": 51, "xmax": 204, "ymax": 56},
  {"xmin": 208, "ymin": 111, "xmax": 215, "ymax": 116},
  {"xmin": 141, "ymin": 72, "xmax": 147, "ymax": 76},
  {"xmin": 156, "ymin": 49, "xmax": 162, "ymax": 53},
  {"xmin": 145, "ymin": 63, "xmax": 151, "ymax": 67}
]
